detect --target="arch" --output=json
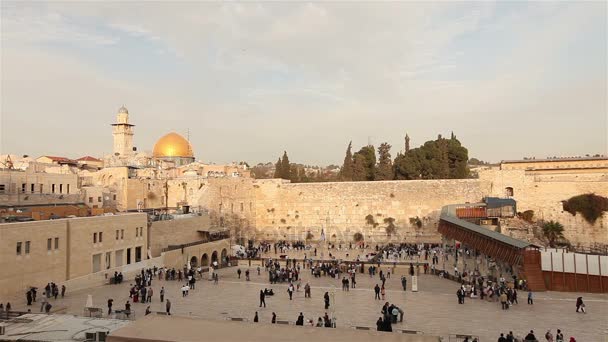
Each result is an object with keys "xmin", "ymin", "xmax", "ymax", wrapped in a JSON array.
[
  {"xmin": 221, "ymin": 248, "xmax": 228, "ymax": 267},
  {"xmin": 201, "ymin": 253, "xmax": 209, "ymax": 266},
  {"xmin": 190, "ymin": 256, "xmax": 198, "ymax": 268},
  {"xmin": 505, "ymin": 187, "xmax": 514, "ymax": 197},
  {"xmin": 211, "ymin": 251, "xmax": 218, "ymax": 267}
]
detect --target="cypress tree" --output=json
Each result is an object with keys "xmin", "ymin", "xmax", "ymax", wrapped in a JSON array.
[
  {"xmin": 375, "ymin": 142, "xmax": 393, "ymax": 180},
  {"xmin": 274, "ymin": 157, "xmax": 282, "ymax": 178},
  {"xmin": 405, "ymin": 134, "xmax": 410, "ymax": 152},
  {"xmin": 280, "ymin": 151, "xmax": 291, "ymax": 180},
  {"xmin": 340, "ymin": 141, "xmax": 354, "ymax": 181}
]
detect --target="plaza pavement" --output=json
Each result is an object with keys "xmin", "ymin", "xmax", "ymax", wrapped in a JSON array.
[{"xmin": 8, "ymin": 260, "xmax": 607, "ymax": 341}]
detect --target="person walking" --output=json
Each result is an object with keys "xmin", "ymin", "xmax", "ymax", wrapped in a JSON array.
[
  {"xmin": 575, "ymin": 297, "xmax": 585, "ymax": 313},
  {"xmin": 61, "ymin": 285, "xmax": 66, "ymax": 298},
  {"xmin": 324, "ymin": 292, "xmax": 330, "ymax": 309},
  {"xmin": 374, "ymin": 284, "xmax": 381, "ymax": 300},
  {"xmin": 545, "ymin": 329, "xmax": 554, "ymax": 342},
  {"xmin": 165, "ymin": 299, "xmax": 172, "ymax": 315},
  {"xmin": 237, "ymin": 268, "xmax": 242, "ymax": 279},
  {"xmin": 527, "ymin": 290, "xmax": 533, "ymax": 305},
  {"xmin": 287, "ymin": 283, "xmax": 294, "ymax": 300},
  {"xmin": 107, "ymin": 298, "xmax": 113, "ymax": 315},
  {"xmin": 160, "ymin": 287, "xmax": 165, "ymax": 302},
  {"xmin": 304, "ymin": 283, "xmax": 311, "ymax": 298},
  {"xmin": 253, "ymin": 311, "xmax": 259, "ymax": 322},
  {"xmin": 381, "ymin": 285, "xmax": 386, "ymax": 300},
  {"xmin": 401, "ymin": 276, "xmax": 407, "ymax": 291},
  {"xmin": 271, "ymin": 312, "xmax": 276, "ymax": 323},
  {"xmin": 260, "ymin": 290, "xmax": 266, "ymax": 307}
]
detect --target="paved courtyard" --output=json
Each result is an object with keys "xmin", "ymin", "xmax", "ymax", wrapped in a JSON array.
[{"xmin": 9, "ymin": 261, "xmax": 607, "ymax": 341}]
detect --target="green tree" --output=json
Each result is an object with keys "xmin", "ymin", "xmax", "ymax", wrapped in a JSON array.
[
  {"xmin": 405, "ymin": 133, "xmax": 410, "ymax": 152},
  {"xmin": 273, "ymin": 157, "xmax": 282, "ymax": 178},
  {"xmin": 280, "ymin": 151, "xmax": 291, "ymax": 180},
  {"xmin": 375, "ymin": 142, "xmax": 393, "ymax": 180},
  {"xmin": 352, "ymin": 153, "xmax": 367, "ymax": 181},
  {"xmin": 393, "ymin": 134, "xmax": 469, "ymax": 180},
  {"xmin": 340, "ymin": 141, "xmax": 354, "ymax": 181},
  {"xmin": 542, "ymin": 220, "xmax": 565, "ymax": 247},
  {"xmin": 354, "ymin": 145, "xmax": 376, "ymax": 181}
]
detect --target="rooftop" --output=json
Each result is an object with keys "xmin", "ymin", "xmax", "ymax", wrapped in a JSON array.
[
  {"xmin": 501, "ymin": 156, "xmax": 607, "ymax": 164},
  {"xmin": 0, "ymin": 314, "xmax": 129, "ymax": 342},
  {"xmin": 107, "ymin": 315, "xmax": 439, "ymax": 342}
]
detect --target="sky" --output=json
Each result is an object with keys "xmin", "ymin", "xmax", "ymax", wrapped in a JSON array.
[{"xmin": 1, "ymin": 1, "xmax": 606, "ymax": 165}]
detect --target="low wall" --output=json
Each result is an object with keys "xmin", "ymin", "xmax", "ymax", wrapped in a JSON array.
[
  {"xmin": 62, "ymin": 257, "xmax": 165, "ymax": 294},
  {"xmin": 542, "ymin": 271, "xmax": 608, "ymax": 293}
]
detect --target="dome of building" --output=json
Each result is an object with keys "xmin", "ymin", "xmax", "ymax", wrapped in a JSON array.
[
  {"xmin": 153, "ymin": 132, "xmax": 194, "ymax": 158},
  {"xmin": 118, "ymin": 106, "xmax": 129, "ymax": 114}
]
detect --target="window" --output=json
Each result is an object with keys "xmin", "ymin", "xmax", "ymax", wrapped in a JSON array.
[
  {"xmin": 140, "ymin": 227, "xmax": 144, "ymax": 236},
  {"xmin": 0, "ymin": 184, "xmax": 5, "ymax": 193},
  {"xmin": 16, "ymin": 242, "xmax": 22, "ymax": 255},
  {"xmin": 52, "ymin": 184, "xmax": 56, "ymax": 193},
  {"xmin": 93, "ymin": 232, "xmax": 97, "ymax": 243},
  {"xmin": 97, "ymin": 196, "xmax": 102, "ymax": 202},
  {"xmin": 54, "ymin": 237, "xmax": 59, "ymax": 249},
  {"xmin": 47, "ymin": 238, "xmax": 52, "ymax": 251},
  {"xmin": 39, "ymin": 184, "xmax": 43, "ymax": 193},
  {"xmin": 99, "ymin": 232, "xmax": 103, "ymax": 242},
  {"xmin": 25, "ymin": 241, "xmax": 30, "ymax": 254},
  {"xmin": 30, "ymin": 184, "xmax": 35, "ymax": 193},
  {"xmin": 89, "ymin": 197, "xmax": 93, "ymax": 203},
  {"xmin": 135, "ymin": 228, "xmax": 138, "ymax": 237},
  {"xmin": 66, "ymin": 184, "xmax": 70, "ymax": 194},
  {"xmin": 59, "ymin": 184, "xmax": 63, "ymax": 194},
  {"xmin": 116, "ymin": 230, "xmax": 119, "ymax": 240},
  {"xmin": 121, "ymin": 229, "xmax": 124, "ymax": 239},
  {"xmin": 113, "ymin": 194, "xmax": 116, "ymax": 200},
  {"xmin": 21, "ymin": 183, "xmax": 26, "ymax": 193},
  {"xmin": 241, "ymin": 203, "xmax": 244, "ymax": 212},
  {"xmin": 505, "ymin": 187, "xmax": 514, "ymax": 197}
]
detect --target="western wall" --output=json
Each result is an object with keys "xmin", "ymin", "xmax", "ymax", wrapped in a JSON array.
[{"xmin": 199, "ymin": 169, "xmax": 608, "ymax": 247}]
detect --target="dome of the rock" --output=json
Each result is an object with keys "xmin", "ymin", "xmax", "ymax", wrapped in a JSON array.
[{"xmin": 152, "ymin": 132, "xmax": 195, "ymax": 166}]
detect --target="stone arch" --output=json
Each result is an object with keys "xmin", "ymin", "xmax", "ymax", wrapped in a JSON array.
[
  {"xmin": 211, "ymin": 251, "xmax": 218, "ymax": 266},
  {"xmin": 190, "ymin": 256, "xmax": 198, "ymax": 268},
  {"xmin": 201, "ymin": 253, "xmax": 209, "ymax": 266},
  {"xmin": 221, "ymin": 248, "xmax": 228, "ymax": 266}
]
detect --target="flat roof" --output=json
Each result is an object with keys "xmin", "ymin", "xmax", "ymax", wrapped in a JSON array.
[
  {"xmin": 0, "ymin": 314, "xmax": 129, "ymax": 341},
  {"xmin": 107, "ymin": 315, "xmax": 439, "ymax": 342},
  {"xmin": 501, "ymin": 156, "xmax": 607, "ymax": 164}
]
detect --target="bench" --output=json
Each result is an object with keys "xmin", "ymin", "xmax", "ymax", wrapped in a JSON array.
[
  {"xmin": 276, "ymin": 320, "xmax": 290, "ymax": 325},
  {"xmin": 354, "ymin": 326, "xmax": 371, "ymax": 330}
]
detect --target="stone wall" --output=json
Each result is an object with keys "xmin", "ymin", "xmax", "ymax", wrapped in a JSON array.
[
  {"xmin": 198, "ymin": 169, "xmax": 607, "ymax": 246},
  {"xmin": 148, "ymin": 215, "xmax": 211, "ymax": 257},
  {"xmin": 480, "ymin": 170, "xmax": 608, "ymax": 245}
]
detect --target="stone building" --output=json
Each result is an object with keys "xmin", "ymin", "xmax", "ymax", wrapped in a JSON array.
[{"xmin": 0, "ymin": 213, "xmax": 148, "ymax": 299}]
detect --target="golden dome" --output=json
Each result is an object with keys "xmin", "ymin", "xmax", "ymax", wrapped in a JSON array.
[{"xmin": 153, "ymin": 132, "xmax": 194, "ymax": 158}]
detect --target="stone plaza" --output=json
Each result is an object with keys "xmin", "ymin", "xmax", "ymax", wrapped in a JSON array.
[{"xmin": 8, "ymin": 258, "xmax": 607, "ymax": 341}]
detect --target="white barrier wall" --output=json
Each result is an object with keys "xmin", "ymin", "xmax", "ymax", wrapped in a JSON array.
[{"xmin": 541, "ymin": 251, "xmax": 608, "ymax": 276}]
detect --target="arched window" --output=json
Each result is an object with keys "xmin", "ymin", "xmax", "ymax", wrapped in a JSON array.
[{"xmin": 505, "ymin": 187, "xmax": 514, "ymax": 197}]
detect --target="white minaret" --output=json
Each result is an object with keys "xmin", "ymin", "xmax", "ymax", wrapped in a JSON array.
[{"xmin": 111, "ymin": 106, "xmax": 135, "ymax": 156}]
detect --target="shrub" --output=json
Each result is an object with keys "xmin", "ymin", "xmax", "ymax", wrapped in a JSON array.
[
  {"xmin": 353, "ymin": 232, "xmax": 364, "ymax": 242},
  {"xmin": 365, "ymin": 214, "xmax": 375, "ymax": 225},
  {"xmin": 518, "ymin": 210, "xmax": 535, "ymax": 223},
  {"xmin": 280, "ymin": 218, "xmax": 286, "ymax": 224},
  {"xmin": 562, "ymin": 193, "xmax": 608, "ymax": 224},
  {"xmin": 384, "ymin": 217, "xmax": 396, "ymax": 236},
  {"xmin": 409, "ymin": 216, "xmax": 422, "ymax": 228}
]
